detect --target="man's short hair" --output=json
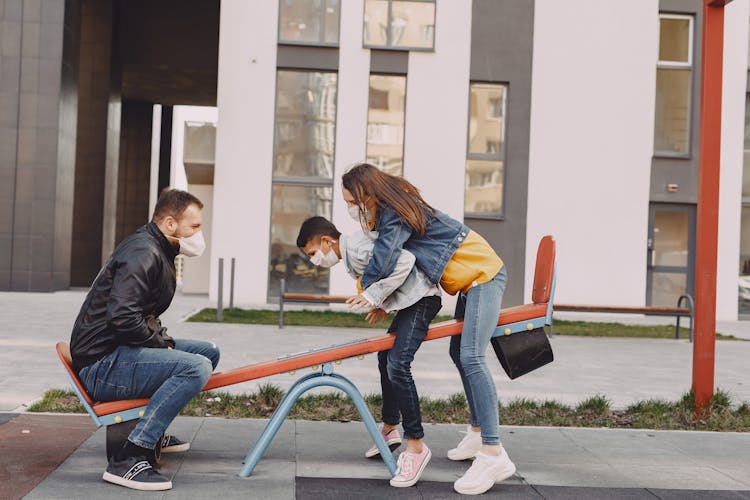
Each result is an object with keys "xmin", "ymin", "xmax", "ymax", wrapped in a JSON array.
[
  {"xmin": 296, "ymin": 216, "xmax": 341, "ymax": 248},
  {"xmin": 152, "ymin": 188, "xmax": 204, "ymax": 223}
]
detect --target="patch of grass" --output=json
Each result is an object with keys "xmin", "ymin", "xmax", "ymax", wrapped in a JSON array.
[
  {"xmin": 188, "ymin": 308, "xmax": 746, "ymax": 340},
  {"xmin": 188, "ymin": 307, "xmax": 453, "ymax": 328},
  {"xmin": 551, "ymin": 319, "xmax": 743, "ymax": 341},
  {"xmin": 27, "ymin": 388, "xmax": 86, "ymax": 413},
  {"xmin": 28, "ymin": 387, "xmax": 750, "ymax": 432}
]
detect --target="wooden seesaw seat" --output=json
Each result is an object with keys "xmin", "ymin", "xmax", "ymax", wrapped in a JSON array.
[{"xmin": 56, "ymin": 235, "xmax": 556, "ymax": 474}]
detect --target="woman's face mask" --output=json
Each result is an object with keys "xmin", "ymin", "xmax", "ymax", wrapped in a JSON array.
[
  {"xmin": 178, "ymin": 230, "xmax": 206, "ymax": 258},
  {"xmin": 347, "ymin": 205, "xmax": 373, "ymax": 225}
]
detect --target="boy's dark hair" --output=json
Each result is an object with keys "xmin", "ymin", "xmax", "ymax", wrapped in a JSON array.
[
  {"xmin": 296, "ymin": 216, "xmax": 341, "ymax": 248},
  {"xmin": 152, "ymin": 188, "xmax": 204, "ymax": 223}
]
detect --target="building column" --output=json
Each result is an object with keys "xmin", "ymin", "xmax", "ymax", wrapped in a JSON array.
[
  {"xmin": 70, "ymin": 0, "xmax": 114, "ymax": 286},
  {"xmin": 0, "ymin": 0, "xmax": 78, "ymax": 291},
  {"xmin": 113, "ymin": 99, "xmax": 153, "ymax": 244}
]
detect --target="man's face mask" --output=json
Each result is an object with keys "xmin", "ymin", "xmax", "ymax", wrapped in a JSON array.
[
  {"xmin": 309, "ymin": 239, "xmax": 339, "ymax": 268},
  {"xmin": 179, "ymin": 230, "xmax": 206, "ymax": 258}
]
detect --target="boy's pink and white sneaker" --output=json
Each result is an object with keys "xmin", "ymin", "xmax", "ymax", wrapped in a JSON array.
[
  {"xmin": 365, "ymin": 427, "xmax": 402, "ymax": 458},
  {"xmin": 453, "ymin": 448, "xmax": 516, "ymax": 495},
  {"xmin": 389, "ymin": 444, "xmax": 431, "ymax": 488}
]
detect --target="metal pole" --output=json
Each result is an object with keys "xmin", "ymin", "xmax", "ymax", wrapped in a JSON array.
[
  {"xmin": 229, "ymin": 258, "xmax": 235, "ymax": 310},
  {"xmin": 693, "ymin": 0, "xmax": 730, "ymax": 413},
  {"xmin": 279, "ymin": 278, "xmax": 286, "ymax": 329},
  {"xmin": 217, "ymin": 258, "xmax": 224, "ymax": 322}
]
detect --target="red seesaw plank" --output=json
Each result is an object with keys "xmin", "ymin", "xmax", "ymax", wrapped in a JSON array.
[{"xmin": 202, "ymin": 303, "xmax": 546, "ymax": 391}]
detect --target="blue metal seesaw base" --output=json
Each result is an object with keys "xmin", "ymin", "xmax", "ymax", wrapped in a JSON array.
[{"xmin": 239, "ymin": 362, "xmax": 398, "ymax": 478}]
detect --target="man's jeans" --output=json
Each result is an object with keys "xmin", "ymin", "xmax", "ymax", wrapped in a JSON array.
[
  {"xmin": 79, "ymin": 339, "xmax": 220, "ymax": 450},
  {"xmin": 450, "ymin": 266, "xmax": 507, "ymax": 446},
  {"xmin": 379, "ymin": 295, "xmax": 442, "ymax": 440}
]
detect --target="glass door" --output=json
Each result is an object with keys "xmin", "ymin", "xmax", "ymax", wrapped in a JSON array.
[{"xmin": 646, "ymin": 204, "xmax": 695, "ymax": 307}]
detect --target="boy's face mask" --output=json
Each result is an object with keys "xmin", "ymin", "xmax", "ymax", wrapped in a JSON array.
[{"xmin": 309, "ymin": 240, "xmax": 339, "ymax": 268}]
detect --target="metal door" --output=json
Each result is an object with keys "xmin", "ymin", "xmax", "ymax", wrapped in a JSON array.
[{"xmin": 646, "ymin": 204, "xmax": 695, "ymax": 307}]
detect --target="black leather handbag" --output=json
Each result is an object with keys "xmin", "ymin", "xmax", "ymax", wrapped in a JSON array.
[{"xmin": 490, "ymin": 327, "xmax": 554, "ymax": 379}]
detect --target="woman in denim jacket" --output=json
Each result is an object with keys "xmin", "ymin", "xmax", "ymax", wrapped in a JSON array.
[{"xmin": 342, "ymin": 163, "xmax": 515, "ymax": 495}]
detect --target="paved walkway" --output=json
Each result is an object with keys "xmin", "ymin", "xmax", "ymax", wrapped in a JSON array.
[
  {"xmin": 0, "ymin": 290, "xmax": 748, "ymax": 499},
  {"xmin": 5, "ymin": 414, "xmax": 750, "ymax": 499},
  {"xmin": 2, "ymin": 290, "xmax": 749, "ymax": 411}
]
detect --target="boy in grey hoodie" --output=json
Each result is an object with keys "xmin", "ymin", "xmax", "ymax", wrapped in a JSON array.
[{"xmin": 297, "ymin": 216, "xmax": 440, "ymax": 488}]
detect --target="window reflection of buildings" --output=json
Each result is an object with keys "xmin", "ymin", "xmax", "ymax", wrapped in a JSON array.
[
  {"xmin": 466, "ymin": 84, "xmax": 505, "ymax": 215},
  {"xmin": 363, "ymin": 0, "xmax": 435, "ymax": 49},
  {"xmin": 278, "ymin": 0, "xmax": 340, "ymax": 45},
  {"xmin": 275, "ymin": 72, "xmax": 337, "ymax": 179},
  {"xmin": 367, "ymin": 75, "xmax": 406, "ymax": 176},
  {"xmin": 270, "ymin": 70, "xmax": 338, "ymax": 295}
]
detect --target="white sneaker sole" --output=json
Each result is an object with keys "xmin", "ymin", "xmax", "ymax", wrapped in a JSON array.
[
  {"xmin": 389, "ymin": 449, "xmax": 431, "ymax": 488},
  {"xmin": 103, "ymin": 471, "xmax": 173, "ymax": 491},
  {"xmin": 447, "ymin": 447, "xmax": 479, "ymax": 461},
  {"xmin": 365, "ymin": 438, "xmax": 402, "ymax": 458},
  {"xmin": 453, "ymin": 462, "xmax": 516, "ymax": 495},
  {"xmin": 161, "ymin": 442, "xmax": 190, "ymax": 453}
]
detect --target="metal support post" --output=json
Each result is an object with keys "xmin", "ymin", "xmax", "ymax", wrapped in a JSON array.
[
  {"xmin": 239, "ymin": 363, "xmax": 397, "ymax": 478},
  {"xmin": 217, "ymin": 258, "xmax": 224, "ymax": 322},
  {"xmin": 229, "ymin": 258, "xmax": 235, "ymax": 310}
]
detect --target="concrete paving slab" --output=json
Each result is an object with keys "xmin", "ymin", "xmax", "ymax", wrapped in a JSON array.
[
  {"xmin": 649, "ymin": 489, "xmax": 750, "ymax": 499},
  {"xmin": 0, "ymin": 414, "xmax": 96, "ymax": 499},
  {"xmin": 295, "ymin": 477, "xmax": 542, "ymax": 499},
  {"xmin": 532, "ymin": 485, "xmax": 657, "ymax": 499}
]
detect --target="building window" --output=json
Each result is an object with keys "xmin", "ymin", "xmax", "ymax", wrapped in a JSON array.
[
  {"xmin": 654, "ymin": 14, "xmax": 693, "ymax": 157},
  {"xmin": 739, "ymin": 94, "xmax": 750, "ymax": 316},
  {"xmin": 363, "ymin": 0, "xmax": 435, "ymax": 50},
  {"xmin": 270, "ymin": 70, "xmax": 338, "ymax": 297},
  {"xmin": 366, "ymin": 74, "xmax": 406, "ymax": 176},
  {"xmin": 278, "ymin": 0, "xmax": 340, "ymax": 46},
  {"xmin": 465, "ymin": 83, "xmax": 507, "ymax": 218}
]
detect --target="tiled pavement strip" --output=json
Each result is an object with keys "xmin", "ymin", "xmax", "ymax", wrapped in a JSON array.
[{"xmin": 0, "ymin": 290, "xmax": 748, "ymax": 499}]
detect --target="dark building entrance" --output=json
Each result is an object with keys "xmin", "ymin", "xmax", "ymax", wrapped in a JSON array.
[{"xmin": 0, "ymin": 0, "xmax": 219, "ymax": 291}]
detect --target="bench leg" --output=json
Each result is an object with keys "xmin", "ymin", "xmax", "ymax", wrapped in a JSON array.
[{"xmin": 106, "ymin": 420, "xmax": 161, "ymax": 464}]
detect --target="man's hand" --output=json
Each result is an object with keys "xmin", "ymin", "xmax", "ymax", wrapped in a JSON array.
[
  {"xmin": 365, "ymin": 308, "xmax": 389, "ymax": 324},
  {"xmin": 346, "ymin": 294, "xmax": 372, "ymax": 312}
]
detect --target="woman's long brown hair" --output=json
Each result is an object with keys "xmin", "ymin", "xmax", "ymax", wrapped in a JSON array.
[{"xmin": 341, "ymin": 163, "xmax": 434, "ymax": 236}]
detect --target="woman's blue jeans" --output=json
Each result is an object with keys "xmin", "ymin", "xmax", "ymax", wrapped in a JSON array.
[
  {"xmin": 79, "ymin": 339, "xmax": 220, "ymax": 450},
  {"xmin": 378, "ymin": 295, "xmax": 442, "ymax": 440},
  {"xmin": 450, "ymin": 267, "xmax": 507, "ymax": 446}
]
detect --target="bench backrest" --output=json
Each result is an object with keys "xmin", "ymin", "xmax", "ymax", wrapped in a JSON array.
[
  {"xmin": 55, "ymin": 342, "xmax": 95, "ymax": 406},
  {"xmin": 532, "ymin": 235, "xmax": 556, "ymax": 304}
]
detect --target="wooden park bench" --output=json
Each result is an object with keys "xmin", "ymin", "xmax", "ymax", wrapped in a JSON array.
[
  {"xmin": 56, "ymin": 235, "xmax": 556, "ymax": 479},
  {"xmin": 553, "ymin": 294, "xmax": 694, "ymax": 341}
]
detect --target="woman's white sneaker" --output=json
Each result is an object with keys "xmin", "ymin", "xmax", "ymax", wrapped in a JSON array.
[
  {"xmin": 447, "ymin": 425, "xmax": 481, "ymax": 461},
  {"xmin": 453, "ymin": 448, "xmax": 516, "ymax": 495}
]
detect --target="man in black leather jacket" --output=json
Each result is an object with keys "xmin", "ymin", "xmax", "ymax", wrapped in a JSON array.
[{"xmin": 70, "ymin": 188, "xmax": 220, "ymax": 491}]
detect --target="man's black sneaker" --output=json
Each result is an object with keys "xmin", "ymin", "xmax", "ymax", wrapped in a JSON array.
[
  {"xmin": 161, "ymin": 434, "xmax": 190, "ymax": 453},
  {"xmin": 102, "ymin": 455, "xmax": 172, "ymax": 491}
]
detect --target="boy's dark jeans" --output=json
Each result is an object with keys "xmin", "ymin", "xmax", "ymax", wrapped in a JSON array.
[{"xmin": 378, "ymin": 295, "xmax": 442, "ymax": 440}]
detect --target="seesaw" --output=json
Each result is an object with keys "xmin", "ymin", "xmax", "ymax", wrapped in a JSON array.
[{"xmin": 56, "ymin": 235, "xmax": 555, "ymax": 478}]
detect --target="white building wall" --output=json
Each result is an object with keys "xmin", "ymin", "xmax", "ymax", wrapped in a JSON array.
[
  {"xmin": 329, "ymin": 0, "xmax": 370, "ymax": 297},
  {"xmin": 526, "ymin": 0, "xmax": 658, "ymax": 306},
  {"xmin": 717, "ymin": 0, "xmax": 750, "ymax": 320},
  {"xmin": 168, "ymin": 106, "xmax": 219, "ymax": 294},
  {"xmin": 403, "ymin": 1, "xmax": 472, "ymax": 312},
  {"xmin": 211, "ymin": 0, "xmax": 278, "ymax": 306}
]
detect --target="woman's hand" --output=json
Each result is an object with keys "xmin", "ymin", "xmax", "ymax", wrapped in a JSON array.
[
  {"xmin": 346, "ymin": 294, "xmax": 372, "ymax": 312},
  {"xmin": 365, "ymin": 308, "xmax": 389, "ymax": 324}
]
